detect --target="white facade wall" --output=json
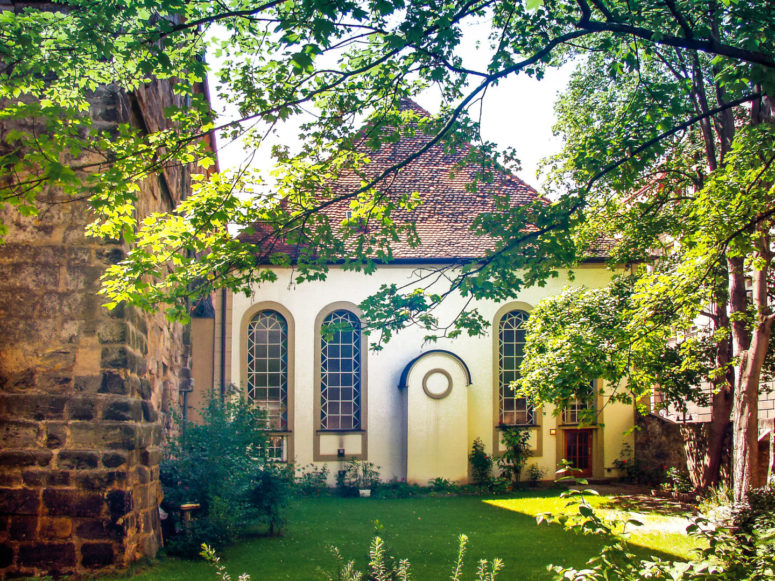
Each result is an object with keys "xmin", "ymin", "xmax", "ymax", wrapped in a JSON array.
[{"xmin": 229, "ymin": 264, "xmax": 633, "ymax": 483}]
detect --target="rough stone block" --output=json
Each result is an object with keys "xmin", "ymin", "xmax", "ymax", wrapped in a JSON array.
[
  {"xmin": 57, "ymin": 450, "xmax": 99, "ymax": 470},
  {"xmin": 99, "ymin": 371, "xmax": 128, "ymax": 395},
  {"xmin": 0, "ymin": 368, "xmax": 35, "ymax": 391},
  {"xmin": 73, "ymin": 375, "xmax": 102, "ymax": 395},
  {"xmin": 0, "ymin": 471, "xmax": 22, "ymax": 487},
  {"xmin": 43, "ymin": 489, "xmax": 104, "ymax": 518},
  {"xmin": 0, "ymin": 489, "xmax": 40, "ymax": 515},
  {"xmin": 140, "ymin": 448, "xmax": 160, "ymax": 467},
  {"xmin": 75, "ymin": 519, "xmax": 123, "ymax": 541},
  {"xmin": 0, "ymin": 450, "xmax": 53, "ymax": 468},
  {"xmin": 39, "ymin": 517, "xmax": 72, "ymax": 540},
  {"xmin": 102, "ymin": 451, "xmax": 128, "ymax": 469},
  {"xmin": 36, "ymin": 373, "xmax": 73, "ymax": 393},
  {"xmin": 0, "ymin": 394, "xmax": 67, "ymax": 421},
  {"xmin": 36, "ymin": 292, "xmax": 84, "ymax": 319},
  {"xmin": 96, "ymin": 248, "xmax": 125, "ymax": 265},
  {"xmin": 100, "ymin": 346, "xmax": 129, "ymax": 369},
  {"xmin": 68, "ymin": 395, "xmax": 97, "ymax": 419},
  {"xmin": 70, "ymin": 422, "xmax": 142, "ymax": 450},
  {"xmin": 9, "ymin": 516, "xmax": 37, "ymax": 540},
  {"xmin": 21, "ymin": 470, "xmax": 46, "ymax": 487},
  {"xmin": 45, "ymin": 423, "xmax": 67, "ymax": 449},
  {"xmin": 134, "ymin": 466, "xmax": 150, "ymax": 485},
  {"xmin": 103, "ymin": 399, "xmax": 143, "ymax": 422},
  {"xmin": 17, "ymin": 542, "xmax": 76, "ymax": 569},
  {"xmin": 0, "ymin": 543, "xmax": 13, "ymax": 568},
  {"xmin": 141, "ymin": 401, "xmax": 158, "ymax": 423},
  {"xmin": 46, "ymin": 471, "xmax": 71, "ymax": 487},
  {"xmin": 75, "ymin": 470, "xmax": 117, "ymax": 491},
  {"xmin": 0, "ymin": 421, "xmax": 39, "ymax": 448},
  {"xmin": 81, "ymin": 542, "xmax": 115, "ymax": 568},
  {"xmin": 97, "ymin": 320, "xmax": 128, "ymax": 344},
  {"xmin": 138, "ymin": 378, "xmax": 152, "ymax": 400},
  {"xmin": 106, "ymin": 489, "xmax": 133, "ymax": 522}
]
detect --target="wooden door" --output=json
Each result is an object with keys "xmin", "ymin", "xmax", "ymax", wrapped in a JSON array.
[{"xmin": 564, "ymin": 429, "xmax": 594, "ymax": 477}]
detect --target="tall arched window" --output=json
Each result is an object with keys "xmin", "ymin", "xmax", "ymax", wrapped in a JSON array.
[
  {"xmin": 498, "ymin": 309, "xmax": 535, "ymax": 425},
  {"xmin": 247, "ymin": 310, "xmax": 288, "ymax": 433},
  {"xmin": 320, "ymin": 310, "xmax": 361, "ymax": 430}
]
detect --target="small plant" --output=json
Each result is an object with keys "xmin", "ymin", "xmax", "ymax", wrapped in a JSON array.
[
  {"xmin": 498, "ymin": 426, "xmax": 531, "ymax": 486},
  {"xmin": 341, "ymin": 457, "xmax": 380, "ymax": 491},
  {"xmin": 660, "ymin": 466, "xmax": 693, "ymax": 494},
  {"xmin": 612, "ymin": 443, "xmax": 639, "ymax": 482},
  {"xmin": 325, "ymin": 534, "xmax": 502, "ymax": 581},
  {"xmin": 429, "ymin": 477, "xmax": 458, "ymax": 493},
  {"xmin": 296, "ymin": 463, "xmax": 330, "ymax": 495},
  {"xmin": 526, "ymin": 463, "xmax": 545, "ymax": 487},
  {"xmin": 469, "ymin": 438, "xmax": 493, "ymax": 487},
  {"xmin": 201, "ymin": 544, "xmax": 250, "ymax": 581}
]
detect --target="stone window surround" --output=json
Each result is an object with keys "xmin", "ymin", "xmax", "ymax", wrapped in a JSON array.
[
  {"xmin": 313, "ymin": 301, "xmax": 368, "ymax": 461},
  {"xmin": 239, "ymin": 301, "xmax": 296, "ymax": 462},
  {"xmin": 492, "ymin": 301, "xmax": 544, "ymax": 458}
]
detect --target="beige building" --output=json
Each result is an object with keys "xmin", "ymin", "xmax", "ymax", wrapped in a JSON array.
[{"xmin": 191, "ymin": 101, "xmax": 635, "ymax": 484}]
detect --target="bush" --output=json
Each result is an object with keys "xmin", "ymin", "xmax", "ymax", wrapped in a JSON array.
[
  {"xmin": 660, "ymin": 466, "xmax": 693, "ymax": 493},
  {"xmin": 160, "ymin": 394, "xmax": 293, "ymax": 558},
  {"xmin": 429, "ymin": 477, "xmax": 459, "ymax": 493},
  {"xmin": 498, "ymin": 427, "xmax": 531, "ymax": 486},
  {"xmin": 468, "ymin": 438, "xmax": 492, "ymax": 487},
  {"xmin": 526, "ymin": 463, "xmax": 545, "ymax": 487},
  {"xmin": 542, "ymin": 479, "xmax": 775, "ymax": 580},
  {"xmin": 296, "ymin": 463, "xmax": 330, "ymax": 496},
  {"xmin": 372, "ymin": 480, "xmax": 423, "ymax": 499},
  {"xmin": 337, "ymin": 457, "xmax": 380, "ymax": 496}
]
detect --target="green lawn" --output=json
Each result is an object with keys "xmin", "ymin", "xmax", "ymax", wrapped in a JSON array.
[{"xmin": 120, "ymin": 492, "xmax": 702, "ymax": 581}]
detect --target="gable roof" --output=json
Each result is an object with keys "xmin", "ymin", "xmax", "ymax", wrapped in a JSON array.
[{"xmin": 241, "ymin": 99, "xmax": 544, "ymax": 262}]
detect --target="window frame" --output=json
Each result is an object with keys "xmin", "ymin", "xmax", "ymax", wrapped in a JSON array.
[
  {"xmin": 240, "ymin": 302, "xmax": 295, "ymax": 463},
  {"xmin": 313, "ymin": 302, "xmax": 368, "ymax": 461}
]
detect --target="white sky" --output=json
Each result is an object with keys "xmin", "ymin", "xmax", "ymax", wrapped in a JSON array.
[{"xmin": 209, "ymin": 19, "xmax": 573, "ymax": 193}]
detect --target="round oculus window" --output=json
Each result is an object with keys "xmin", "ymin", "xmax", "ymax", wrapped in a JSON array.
[{"xmin": 422, "ymin": 369, "xmax": 453, "ymax": 399}]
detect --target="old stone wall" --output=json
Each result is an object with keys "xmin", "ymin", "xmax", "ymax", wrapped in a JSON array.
[
  {"xmin": 0, "ymin": 81, "xmax": 196, "ymax": 576},
  {"xmin": 634, "ymin": 413, "xmax": 732, "ymax": 487}
]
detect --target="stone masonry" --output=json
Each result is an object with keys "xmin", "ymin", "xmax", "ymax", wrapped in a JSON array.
[{"xmin": 0, "ymin": 78, "xmax": 199, "ymax": 576}]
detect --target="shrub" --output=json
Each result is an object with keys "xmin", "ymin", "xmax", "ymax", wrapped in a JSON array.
[
  {"xmin": 468, "ymin": 438, "xmax": 492, "ymax": 487},
  {"xmin": 339, "ymin": 457, "xmax": 380, "ymax": 492},
  {"xmin": 660, "ymin": 466, "xmax": 693, "ymax": 493},
  {"xmin": 429, "ymin": 477, "xmax": 458, "ymax": 493},
  {"xmin": 296, "ymin": 463, "xmax": 330, "ymax": 496},
  {"xmin": 541, "ymin": 478, "xmax": 775, "ymax": 580},
  {"xmin": 526, "ymin": 463, "xmax": 545, "ymax": 487},
  {"xmin": 160, "ymin": 394, "xmax": 293, "ymax": 558},
  {"xmin": 373, "ymin": 480, "xmax": 423, "ymax": 499},
  {"xmin": 498, "ymin": 427, "xmax": 531, "ymax": 485}
]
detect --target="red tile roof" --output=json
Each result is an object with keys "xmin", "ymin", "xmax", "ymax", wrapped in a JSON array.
[{"xmin": 242, "ymin": 99, "xmax": 546, "ymax": 262}]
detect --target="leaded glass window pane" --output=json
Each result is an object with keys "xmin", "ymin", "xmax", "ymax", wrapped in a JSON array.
[
  {"xmin": 247, "ymin": 310, "xmax": 288, "ymax": 430},
  {"xmin": 499, "ymin": 310, "xmax": 535, "ymax": 425},
  {"xmin": 562, "ymin": 383, "xmax": 596, "ymax": 425},
  {"xmin": 321, "ymin": 310, "xmax": 361, "ymax": 430}
]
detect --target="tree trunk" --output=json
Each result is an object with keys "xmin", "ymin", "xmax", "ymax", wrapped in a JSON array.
[
  {"xmin": 698, "ymin": 302, "xmax": 734, "ymax": 490},
  {"xmin": 731, "ymin": 238, "xmax": 774, "ymax": 502}
]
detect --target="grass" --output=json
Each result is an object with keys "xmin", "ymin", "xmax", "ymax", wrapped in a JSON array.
[{"xmin": 118, "ymin": 491, "xmax": 704, "ymax": 581}]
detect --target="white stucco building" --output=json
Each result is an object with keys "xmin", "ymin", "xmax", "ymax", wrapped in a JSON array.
[{"xmin": 190, "ymin": 100, "xmax": 634, "ymax": 484}]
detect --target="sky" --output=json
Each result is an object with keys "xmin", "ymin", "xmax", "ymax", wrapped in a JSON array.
[{"xmin": 210, "ymin": 20, "xmax": 574, "ymax": 193}]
